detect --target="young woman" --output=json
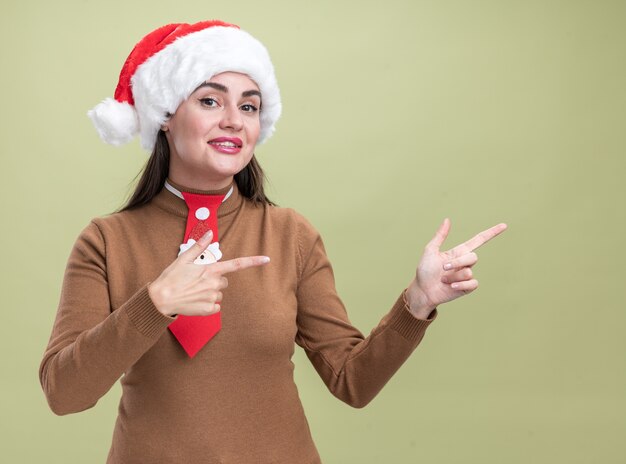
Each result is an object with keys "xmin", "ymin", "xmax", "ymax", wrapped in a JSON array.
[{"xmin": 40, "ymin": 20, "xmax": 506, "ymax": 463}]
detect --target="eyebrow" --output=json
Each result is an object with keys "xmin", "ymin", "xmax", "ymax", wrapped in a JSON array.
[{"xmin": 195, "ymin": 82, "xmax": 261, "ymax": 99}]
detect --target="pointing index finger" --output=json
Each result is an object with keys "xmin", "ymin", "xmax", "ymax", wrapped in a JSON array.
[
  {"xmin": 460, "ymin": 223, "xmax": 508, "ymax": 252},
  {"xmin": 209, "ymin": 255, "xmax": 271, "ymax": 275}
]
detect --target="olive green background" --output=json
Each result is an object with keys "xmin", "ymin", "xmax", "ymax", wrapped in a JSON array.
[{"xmin": 1, "ymin": 0, "xmax": 624, "ymax": 462}]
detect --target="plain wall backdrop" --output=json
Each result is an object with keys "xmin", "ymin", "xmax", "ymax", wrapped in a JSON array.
[{"xmin": 1, "ymin": 0, "xmax": 624, "ymax": 462}]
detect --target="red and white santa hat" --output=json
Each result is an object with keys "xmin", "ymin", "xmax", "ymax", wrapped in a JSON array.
[{"xmin": 88, "ymin": 20, "xmax": 281, "ymax": 151}]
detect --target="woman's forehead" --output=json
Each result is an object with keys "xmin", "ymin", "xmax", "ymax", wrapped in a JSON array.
[{"xmin": 205, "ymin": 71, "xmax": 260, "ymax": 90}]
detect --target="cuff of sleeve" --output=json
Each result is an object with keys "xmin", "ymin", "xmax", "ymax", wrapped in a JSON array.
[
  {"xmin": 124, "ymin": 283, "xmax": 176, "ymax": 338},
  {"xmin": 387, "ymin": 291, "xmax": 437, "ymax": 342}
]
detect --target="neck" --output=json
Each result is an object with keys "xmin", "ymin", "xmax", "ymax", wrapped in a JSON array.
[{"xmin": 168, "ymin": 172, "xmax": 234, "ymax": 192}]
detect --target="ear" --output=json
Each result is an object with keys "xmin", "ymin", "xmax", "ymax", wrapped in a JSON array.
[{"xmin": 161, "ymin": 112, "xmax": 174, "ymax": 132}]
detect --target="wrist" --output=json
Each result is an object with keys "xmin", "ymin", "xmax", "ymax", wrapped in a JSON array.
[
  {"xmin": 148, "ymin": 282, "xmax": 174, "ymax": 317},
  {"xmin": 405, "ymin": 280, "xmax": 436, "ymax": 319}
]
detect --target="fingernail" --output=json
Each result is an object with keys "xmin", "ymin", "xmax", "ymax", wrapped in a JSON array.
[
  {"xmin": 261, "ymin": 256, "xmax": 270, "ymax": 263},
  {"xmin": 444, "ymin": 263, "xmax": 452, "ymax": 270},
  {"xmin": 201, "ymin": 230, "xmax": 213, "ymax": 241},
  {"xmin": 451, "ymin": 283, "xmax": 459, "ymax": 289}
]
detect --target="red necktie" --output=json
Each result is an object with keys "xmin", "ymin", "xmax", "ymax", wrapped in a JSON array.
[{"xmin": 169, "ymin": 191, "xmax": 226, "ymax": 358}]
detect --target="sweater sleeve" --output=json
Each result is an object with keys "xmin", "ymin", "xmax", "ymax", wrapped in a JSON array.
[
  {"xmin": 39, "ymin": 220, "xmax": 175, "ymax": 416},
  {"xmin": 294, "ymin": 214, "xmax": 437, "ymax": 409}
]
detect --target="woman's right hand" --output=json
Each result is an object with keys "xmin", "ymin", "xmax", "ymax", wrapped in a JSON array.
[{"xmin": 148, "ymin": 230, "xmax": 270, "ymax": 317}]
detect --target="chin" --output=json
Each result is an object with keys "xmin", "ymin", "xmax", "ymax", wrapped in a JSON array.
[
  {"xmin": 213, "ymin": 158, "xmax": 251, "ymax": 173},
  {"xmin": 202, "ymin": 166, "xmax": 244, "ymax": 183}
]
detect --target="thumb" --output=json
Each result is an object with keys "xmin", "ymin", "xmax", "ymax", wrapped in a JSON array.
[
  {"xmin": 426, "ymin": 218, "xmax": 451, "ymax": 251},
  {"xmin": 180, "ymin": 230, "xmax": 213, "ymax": 263}
]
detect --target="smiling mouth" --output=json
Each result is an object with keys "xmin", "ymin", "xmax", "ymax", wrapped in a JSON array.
[
  {"xmin": 209, "ymin": 141, "xmax": 240, "ymax": 148},
  {"xmin": 208, "ymin": 137, "xmax": 243, "ymax": 148}
]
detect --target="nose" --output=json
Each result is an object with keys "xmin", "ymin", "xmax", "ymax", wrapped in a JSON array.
[{"xmin": 219, "ymin": 103, "xmax": 243, "ymax": 131}]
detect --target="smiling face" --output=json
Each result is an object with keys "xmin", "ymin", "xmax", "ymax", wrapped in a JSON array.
[{"xmin": 163, "ymin": 72, "xmax": 262, "ymax": 190}]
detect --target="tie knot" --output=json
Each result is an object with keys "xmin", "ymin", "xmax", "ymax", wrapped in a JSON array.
[{"xmin": 182, "ymin": 192, "xmax": 226, "ymax": 242}]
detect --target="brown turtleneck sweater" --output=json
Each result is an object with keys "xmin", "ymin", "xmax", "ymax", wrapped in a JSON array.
[{"xmin": 39, "ymin": 179, "xmax": 437, "ymax": 464}]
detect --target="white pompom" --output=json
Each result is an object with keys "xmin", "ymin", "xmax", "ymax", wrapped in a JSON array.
[{"xmin": 87, "ymin": 98, "xmax": 139, "ymax": 146}]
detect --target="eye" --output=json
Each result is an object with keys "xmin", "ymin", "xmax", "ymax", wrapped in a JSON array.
[
  {"xmin": 199, "ymin": 98, "xmax": 219, "ymax": 108},
  {"xmin": 240, "ymin": 104, "xmax": 259, "ymax": 113},
  {"xmin": 199, "ymin": 254, "xmax": 205, "ymax": 260}
]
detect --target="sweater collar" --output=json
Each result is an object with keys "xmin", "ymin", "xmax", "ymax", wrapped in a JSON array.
[
  {"xmin": 164, "ymin": 179, "xmax": 234, "ymax": 202},
  {"xmin": 152, "ymin": 178, "xmax": 243, "ymax": 218}
]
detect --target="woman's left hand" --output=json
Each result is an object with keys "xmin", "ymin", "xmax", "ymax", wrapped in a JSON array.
[{"xmin": 405, "ymin": 218, "xmax": 507, "ymax": 319}]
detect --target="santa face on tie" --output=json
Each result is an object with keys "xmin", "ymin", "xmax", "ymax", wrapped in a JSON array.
[{"xmin": 178, "ymin": 238, "xmax": 222, "ymax": 264}]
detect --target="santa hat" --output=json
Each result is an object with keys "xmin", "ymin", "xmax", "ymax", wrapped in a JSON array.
[{"xmin": 88, "ymin": 20, "xmax": 281, "ymax": 151}]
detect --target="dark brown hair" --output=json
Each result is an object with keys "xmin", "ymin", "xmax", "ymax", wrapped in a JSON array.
[{"xmin": 118, "ymin": 130, "xmax": 275, "ymax": 212}]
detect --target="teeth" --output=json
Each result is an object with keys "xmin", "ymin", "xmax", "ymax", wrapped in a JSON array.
[{"xmin": 211, "ymin": 141, "xmax": 237, "ymax": 147}]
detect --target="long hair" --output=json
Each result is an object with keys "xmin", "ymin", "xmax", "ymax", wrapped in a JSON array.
[{"xmin": 118, "ymin": 130, "xmax": 275, "ymax": 212}]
